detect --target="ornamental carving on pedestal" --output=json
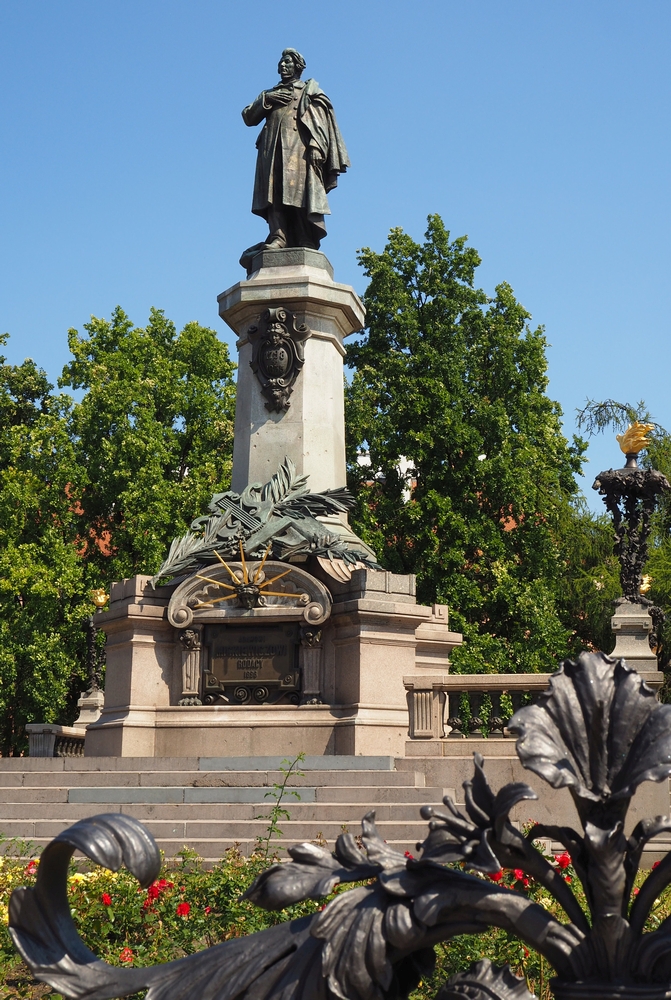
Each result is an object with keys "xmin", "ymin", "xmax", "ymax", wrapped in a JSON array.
[
  {"xmin": 248, "ymin": 306, "xmax": 310, "ymax": 412},
  {"xmin": 167, "ymin": 557, "xmax": 332, "ymax": 630}
]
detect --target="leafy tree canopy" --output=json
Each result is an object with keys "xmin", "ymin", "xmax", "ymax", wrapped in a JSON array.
[
  {"xmin": 0, "ymin": 313, "xmax": 235, "ymax": 754},
  {"xmin": 345, "ymin": 216, "xmax": 609, "ymax": 673}
]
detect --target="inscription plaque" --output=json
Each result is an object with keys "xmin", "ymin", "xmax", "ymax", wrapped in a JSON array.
[{"xmin": 202, "ymin": 623, "xmax": 300, "ymax": 705}]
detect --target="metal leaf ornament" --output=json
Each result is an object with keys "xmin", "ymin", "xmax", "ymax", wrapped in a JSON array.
[
  {"xmin": 436, "ymin": 960, "xmax": 536, "ymax": 1000},
  {"xmin": 13, "ymin": 651, "xmax": 671, "ymax": 1000},
  {"xmin": 153, "ymin": 456, "xmax": 381, "ymax": 584},
  {"xmin": 510, "ymin": 653, "xmax": 671, "ymax": 811}
]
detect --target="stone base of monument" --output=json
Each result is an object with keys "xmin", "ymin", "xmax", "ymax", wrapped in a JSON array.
[{"xmin": 84, "ymin": 568, "xmax": 462, "ymax": 759}]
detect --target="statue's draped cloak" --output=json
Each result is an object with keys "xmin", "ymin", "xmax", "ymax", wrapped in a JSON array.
[{"xmin": 242, "ymin": 78, "xmax": 350, "ymax": 239}]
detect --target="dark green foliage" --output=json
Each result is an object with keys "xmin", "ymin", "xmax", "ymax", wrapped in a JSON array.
[
  {"xmin": 345, "ymin": 217, "xmax": 612, "ymax": 673},
  {"xmin": 0, "ymin": 339, "xmax": 89, "ymax": 754},
  {"xmin": 0, "ymin": 312, "xmax": 235, "ymax": 755},
  {"xmin": 61, "ymin": 306, "xmax": 236, "ymax": 582}
]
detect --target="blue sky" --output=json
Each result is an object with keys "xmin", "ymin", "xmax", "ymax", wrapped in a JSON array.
[{"xmin": 1, "ymin": 0, "xmax": 669, "ymax": 510}]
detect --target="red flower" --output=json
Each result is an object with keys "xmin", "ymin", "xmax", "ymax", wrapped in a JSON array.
[
  {"xmin": 176, "ymin": 901, "xmax": 191, "ymax": 917},
  {"xmin": 633, "ymin": 887, "xmax": 640, "ymax": 895},
  {"xmin": 555, "ymin": 852, "xmax": 571, "ymax": 870},
  {"xmin": 404, "ymin": 851, "xmax": 414, "ymax": 859},
  {"xmin": 564, "ymin": 875, "xmax": 572, "ymax": 883},
  {"xmin": 147, "ymin": 883, "xmax": 160, "ymax": 900},
  {"xmin": 204, "ymin": 906, "xmax": 212, "ymax": 914},
  {"xmin": 513, "ymin": 869, "xmax": 525, "ymax": 880},
  {"xmin": 157, "ymin": 878, "xmax": 174, "ymax": 890},
  {"xmin": 101, "ymin": 893, "xmax": 112, "ymax": 906},
  {"xmin": 119, "ymin": 947, "xmax": 134, "ymax": 964},
  {"xmin": 653, "ymin": 861, "xmax": 661, "ymax": 870},
  {"xmin": 24, "ymin": 860, "xmax": 38, "ymax": 876},
  {"xmin": 489, "ymin": 869, "xmax": 504, "ymax": 882}
]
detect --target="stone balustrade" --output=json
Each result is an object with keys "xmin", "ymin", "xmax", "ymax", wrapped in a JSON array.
[
  {"xmin": 404, "ymin": 669, "xmax": 664, "ymax": 740},
  {"xmin": 25, "ymin": 724, "xmax": 86, "ymax": 757}
]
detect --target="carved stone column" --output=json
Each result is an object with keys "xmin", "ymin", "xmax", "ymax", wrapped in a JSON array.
[
  {"xmin": 179, "ymin": 627, "xmax": 203, "ymax": 705},
  {"xmin": 218, "ymin": 249, "xmax": 365, "ymax": 495},
  {"xmin": 403, "ymin": 677, "xmax": 445, "ymax": 739},
  {"xmin": 299, "ymin": 626, "xmax": 323, "ymax": 704}
]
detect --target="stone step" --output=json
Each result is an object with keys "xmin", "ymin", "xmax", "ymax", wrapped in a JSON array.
[
  {"xmin": 0, "ymin": 794, "xmax": 454, "ymax": 821},
  {"xmin": 0, "ymin": 769, "xmax": 425, "ymax": 788},
  {"xmin": 0, "ymin": 800, "xmax": 443, "ymax": 823},
  {"xmin": 0, "ymin": 757, "xmax": 202, "ymax": 772},
  {"xmin": 0, "ymin": 755, "xmax": 395, "ymax": 773},
  {"xmin": 403, "ymin": 741, "xmax": 518, "ymax": 758},
  {"xmin": 201, "ymin": 756, "xmax": 396, "ymax": 771},
  {"xmin": 0, "ymin": 817, "xmax": 432, "ymax": 844},
  {"xmin": 313, "ymin": 785, "xmax": 449, "ymax": 803}
]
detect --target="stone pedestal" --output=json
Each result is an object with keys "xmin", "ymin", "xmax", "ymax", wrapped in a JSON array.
[
  {"xmin": 84, "ymin": 569, "xmax": 462, "ymax": 758},
  {"xmin": 83, "ymin": 251, "xmax": 464, "ymax": 760},
  {"xmin": 611, "ymin": 599, "xmax": 659, "ymax": 672},
  {"xmin": 218, "ymin": 249, "xmax": 364, "ymax": 494}
]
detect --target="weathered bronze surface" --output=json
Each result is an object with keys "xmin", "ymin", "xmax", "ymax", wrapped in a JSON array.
[
  {"xmin": 240, "ymin": 48, "xmax": 349, "ymax": 264},
  {"xmin": 249, "ymin": 306, "xmax": 309, "ymax": 412},
  {"xmin": 593, "ymin": 430, "xmax": 671, "ymax": 604},
  {"xmin": 153, "ymin": 456, "xmax": 381, "ymax": 585},
  {"xmin": 203, "ymin": 621, "xmax": 300, "ymax": 705}
]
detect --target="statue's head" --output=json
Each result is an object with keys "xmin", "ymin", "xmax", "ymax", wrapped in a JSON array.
[{"xmin": 278, "ymin": 49, "xmax": 306, "ymax": 81}]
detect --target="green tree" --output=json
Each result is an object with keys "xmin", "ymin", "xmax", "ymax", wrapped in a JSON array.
[
  {"xmin": 345, "ymin": 216, "xmax": 598, "ymax": 673},
  {"xmin": 0, "ymin": 310, "xmax": 236, "ymax": 754},
  {"xmin": 61, "ymin": 306, "xmax": 236, "ymax": 583},
  {"xmin": 0, "ymin": 340, "xmax": 90, "ymax": 753}
]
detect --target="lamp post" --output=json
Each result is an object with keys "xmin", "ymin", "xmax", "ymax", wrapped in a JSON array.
[
  {"xmin": 592, "ymin": 422, "xmax": 670, "ymax": 669},
  {"xmin": 83, "ymin": 588, "xmax": 109, "ymax": 694}
]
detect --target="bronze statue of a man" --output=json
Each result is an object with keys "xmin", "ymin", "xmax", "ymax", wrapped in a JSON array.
[{"xmin": 241, "ymin": 49, "xmax": 349, "ymax": 256}]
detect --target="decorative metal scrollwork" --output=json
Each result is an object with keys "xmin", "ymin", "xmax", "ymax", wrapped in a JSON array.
[{"xmin": 12, "ymin": 651, "xmax": 671, "ymax": 1000}]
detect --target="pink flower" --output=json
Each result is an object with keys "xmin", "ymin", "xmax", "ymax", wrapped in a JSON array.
[
  {"xmin": 101, "ymin": 893, "xmax": 112, "ymax": 906},
  {"xmin": 633, "ymin": 887, "xmax": 640, "ymax": 896},
  {"xmin": 204, "ymin": 906, "xmax": 212, "ymax": 914},
  {"xmin": 24, "ymin": 860, "xmax": 38, "ymax": 876},
  {"xmin": 176, "ymin": 901, "xmax": 191, "ymax": 917},
  {"xmin": 119, "ymin": 947, "xmax": 134, "ymax": 964}
]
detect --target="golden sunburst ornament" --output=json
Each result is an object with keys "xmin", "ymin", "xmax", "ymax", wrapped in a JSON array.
[{"xmin": 193, "ymin": 543, "xmax": 306, "ymax": 610}]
